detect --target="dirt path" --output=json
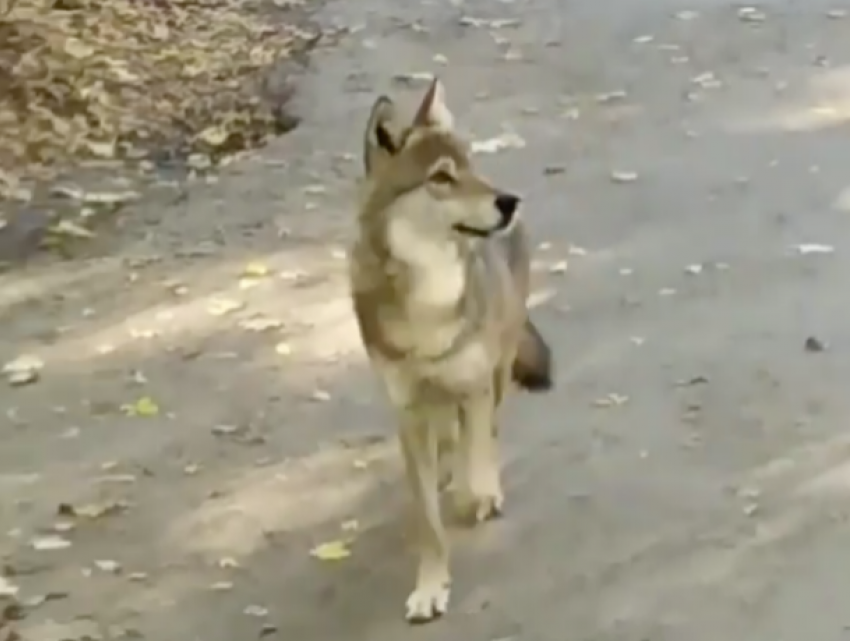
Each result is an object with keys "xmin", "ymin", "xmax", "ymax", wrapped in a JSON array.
[{"xmin": 4, "ymin": 0, "xmax": 850, "ymax": 639}]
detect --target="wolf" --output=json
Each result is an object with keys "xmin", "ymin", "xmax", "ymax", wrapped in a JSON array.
[{"xmin": 348, "ymin": 77, "xmax": 553, "ymax": 623}]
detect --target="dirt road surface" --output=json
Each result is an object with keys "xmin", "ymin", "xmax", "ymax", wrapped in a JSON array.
[{"xmin": 4, "ymin": 0, "xmax": 850, "ymax": 639}]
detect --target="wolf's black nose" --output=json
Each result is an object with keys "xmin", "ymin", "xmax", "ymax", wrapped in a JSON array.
[{"xmin": 494, "ymin": 193, "xmax": 520, "ymax": 217}]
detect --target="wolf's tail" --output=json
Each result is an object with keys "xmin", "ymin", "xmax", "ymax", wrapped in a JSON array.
[{"xmin": 512, "ymin": 317, "xmax": 553, "ymax": 392}]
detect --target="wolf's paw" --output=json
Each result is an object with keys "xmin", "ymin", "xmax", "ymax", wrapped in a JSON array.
[
  {"xmin": 437, "ymin": 450, "xmax": 454, "ymax": 492},
  {"xmin": 452, "ymin": 484, "xmax": 504, "ymax": 524},
  {"xmin": 405, "ymin": 579, "xmax": 450, "ymax": 624}
]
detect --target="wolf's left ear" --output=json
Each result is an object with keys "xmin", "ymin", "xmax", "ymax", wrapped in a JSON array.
[
  {"xmin": 363, "ymin": 96, "xmax": 400, "ymax": 175},
  {"xmin": 412, "ymin": 77, "xmax": 454, "ymax": 130}
]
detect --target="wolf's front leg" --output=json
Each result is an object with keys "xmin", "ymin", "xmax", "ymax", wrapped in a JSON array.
[
  {"xmin": 399, "ymin": 404, "xmax": 452, "ymax": 623},
  {"xmin": 453, "ymin": 388, "xmax": 504, "ymax": 523},
  {"xmin": 436, "ymin": 413, "xmax": 460, "ymax": 492}
]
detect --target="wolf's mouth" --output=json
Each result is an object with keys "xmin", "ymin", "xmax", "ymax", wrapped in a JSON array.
[
  {"xmin": 454, "ymin": 193, "xmax": 520, "ymax": 237},
  {"xmin": 453, "ymin": 213, "xmax": 514, "ymax": 238},
  {"xmin": 454, "ymin": 223, "xmax": 497, "ymax": 237}
]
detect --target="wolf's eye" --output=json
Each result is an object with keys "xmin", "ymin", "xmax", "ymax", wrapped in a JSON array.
[{"xmin": 429, "ymin": 169, "xmax": 455, "ymax": 185}]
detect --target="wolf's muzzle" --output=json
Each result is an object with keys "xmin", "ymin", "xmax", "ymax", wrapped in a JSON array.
[{"xmin": 493, "ymin": 193, "xmax": 520, "ymax": 231}]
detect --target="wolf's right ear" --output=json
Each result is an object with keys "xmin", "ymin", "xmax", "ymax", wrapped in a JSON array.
[
  {"xmin": 363, "ymin": 96, "xmax": 399, "ymax": 176},
  {"xmin": 412, "ymin": 77, "xmax": 454, "ymax": 130}
]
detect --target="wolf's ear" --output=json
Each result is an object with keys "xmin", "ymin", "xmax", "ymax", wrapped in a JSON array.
[
  {"xmin": 412, "ymin": 77, "xmax": 454, "ymax": 130},
  {"xmin": 363, "ymin": 96, "xmax": 399, "ymax": 176}
]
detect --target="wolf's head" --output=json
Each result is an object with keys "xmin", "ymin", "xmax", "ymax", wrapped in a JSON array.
[{"xmin": 361, "ymin": 78, "xmax": 520, "ymax": 239}]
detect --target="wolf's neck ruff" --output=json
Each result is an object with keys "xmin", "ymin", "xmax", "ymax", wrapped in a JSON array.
[{"xmin": 385, "ymin": 201, "xmax": 466, "ymax": 311}]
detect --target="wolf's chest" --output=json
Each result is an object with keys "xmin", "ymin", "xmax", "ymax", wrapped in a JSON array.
[
  {"xmin": 375, "ymin": 337, "xmax": 493, "ymax": 407},
  {"xmin": 402, "ymin": 329, "xmax": 493, "ymax": 391},
  {"xmin": 418, "ymin": 339, "xmax": 492, "ymax": 393}
]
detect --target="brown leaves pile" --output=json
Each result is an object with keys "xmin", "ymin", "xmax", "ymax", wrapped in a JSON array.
[{"xmin": 0, "ymin": 0, "xmax": 310, "ymax": 201}]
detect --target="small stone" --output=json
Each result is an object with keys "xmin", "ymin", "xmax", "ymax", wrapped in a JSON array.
[{"xmin": 804, "ymin": 336, "xmax": 826, "ymax": 353}]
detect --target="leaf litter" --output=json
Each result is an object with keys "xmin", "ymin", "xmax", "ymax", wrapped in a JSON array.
[
  {"xmin": 1, "ymin": 0, "xmax": 316, "ymax": 180},
  {"xmin": 0, "ymin": 0, "xmax": 320, "ymax": 245}
]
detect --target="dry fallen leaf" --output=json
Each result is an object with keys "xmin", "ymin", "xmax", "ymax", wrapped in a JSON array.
[
  {"xmin": 303, "ymin": 184, "xmax": 326, "ymax": 196},
  {"xmin": 239, "ymin": 316, "xmax": 284, "ymax": 332},
  {"xmin": 610, "ymin": 170, "xmax": 639, "ymax": 183},
  {"xmin": 21, "ymin": 592, "xmax": 68, "ymax": 609},
  {"xmin": 58, "ymin": 500, "xmax": 128, "ymax": 519},
  {"xmin": 592, "ymin": 393, "xmax": 629, "ymax": 408},
  {"xmin": 392, "ymin": 72, "xmax": 435, "ymax": 86},
  {"xmin": 738, "ymin": 7, "xmax": 767, "ymax": 22},
  {"xmin": 122, "ymin": 396, "xmax": 160, "ymax": 417},
  {"xmin": 93, "ymin": 559, "xmax": 122, "ymax": 574},
  {"xmin": 242, "ymin": 262, "xmax": 270, "ymax": 278},
  {"xmin": 49, "ymin": 220, "xmax": 95, "ymax": 239},
  {"xmin": 51, "ymin": 521, "xmax": 75, "ymax": 533},
  {"xmin": 3, "ymin": 354, "xmax": 44, "ymax": 386},
  {"xmin": 211, "ymin": 581, "xmax": 234, "ymax": 591},
  {"xmin": 0, "ymin": 576, "xmax": 19, "ymax": 597},
  {"xmin": 596, "ymin": 90, "xmax": 627, "ymax": 103},
  {"xmin": 30, "ymin": 535, "xmax": 72, "ymax": 551},
  {"xmin": 212, "ymin": 424, "xmax": 243, "ymax": 436},
  {"xmin": 310, "ymin": 540, "xmax": 351, "ymax": 561},
  {"xmin": 310, "ymin": 389, "xmax": 331, "ymax": 402},
  {"xmin": 794, "ymin": 243, "xmax": 834, "ymax": 255},
  {"xmin": 207, "ymin": 298, "xmax": 245, "ymax": 316},
  {"xmin": 244, "ymin": 605, "xmax": 269, "ymax": 617},
  {"xmin": 197, "ymin": 125, "xmax": 230, "ymax": 147},
  {"xmin": 471, "ymin": 132, "xmax": 526, "ymax": 154}
]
